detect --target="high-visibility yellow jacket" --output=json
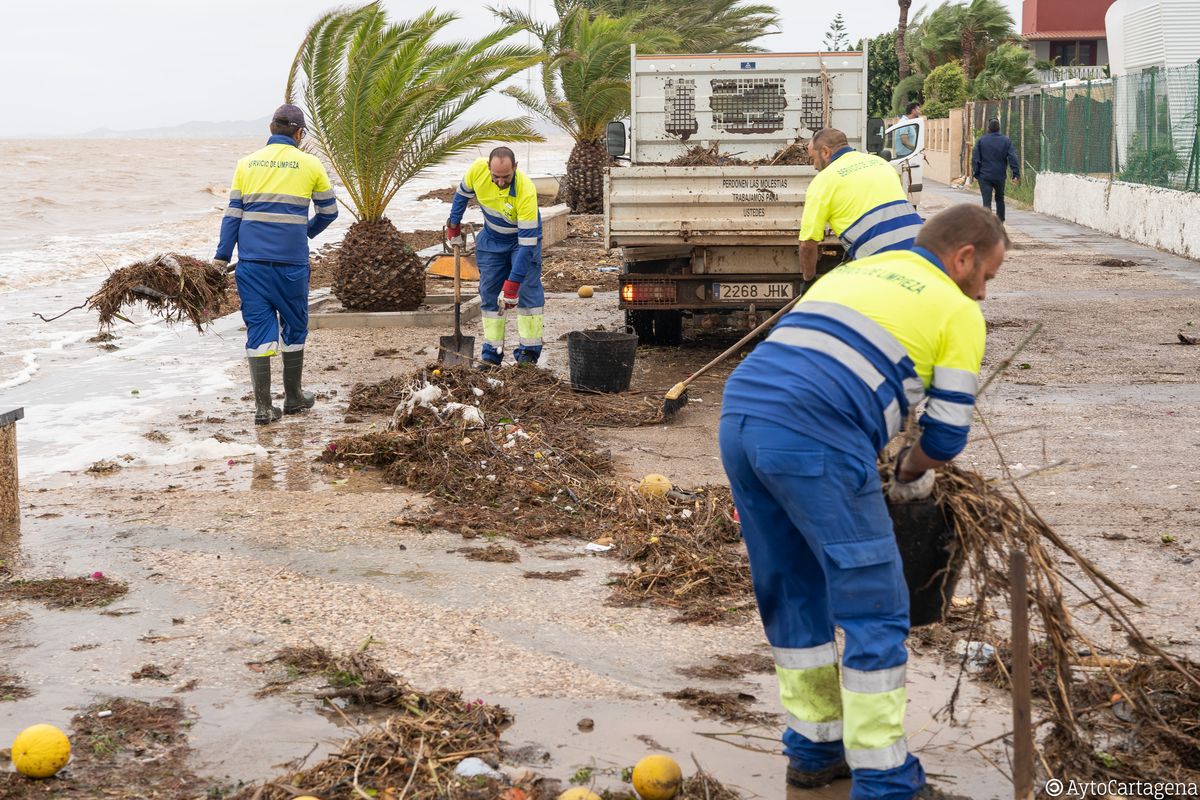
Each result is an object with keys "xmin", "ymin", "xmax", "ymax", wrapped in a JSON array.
[
  {"xmin": 215, "ymin": 135, "xmax": 337, "ymax": 265},
  {"xmin": 723, "ymin": 246, "xmax": 985, "ymax": 462},
  {"xmin": 448, "ymin": 157, "xmax": 541, "ymax": 282},
  {"xmin": 799, "ymin": 148, "xmax": 922, "ymax": 260}
]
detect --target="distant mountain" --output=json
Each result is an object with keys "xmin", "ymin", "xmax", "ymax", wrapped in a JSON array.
[
  {"xmin": 70, "ymin": 114, "xmax": 563, "ymax": 140},
  {"xmin": 76, "ymin": 117, "xmax": 271, "ymax": 139}
]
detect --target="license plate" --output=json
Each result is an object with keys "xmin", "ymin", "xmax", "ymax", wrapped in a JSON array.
[{"xmin": 713, "ymin": 282, "xmax": 793, "ymax": 301}]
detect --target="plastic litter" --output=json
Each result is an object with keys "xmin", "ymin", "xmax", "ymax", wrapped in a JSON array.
[
  {"xmin": 454, "ymin": 757, "xmax": 503, "ymax": 780},
  {"xmin": 955, "ymin": 640, "xmax": 996, "ymax": 673}
]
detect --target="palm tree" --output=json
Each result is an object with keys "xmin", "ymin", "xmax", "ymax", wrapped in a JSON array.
[
  {"xmin": 910, "ymin": 0, "xmax": 1018, "ymax": 79},
  {"xmin": 898, "ymin": 0, "xmax": 913, "ymax": 80},
  {"xmin": 972, "ymin": 42, "xmax": 1035, "ymax": 100},
  {"xmin": 495, "ymin": 7, "xmax": 678, "ymax": 213},
  {"xmin": 565, "ymin": 0, "xmax": 781, "ymax": 52},
  {"xmin": 285, "ymin": 3, "xmax": 542, "ymax": 311},
  {"xmin": 957, "ymin": 0, "xmax": 1017, "ymax": 78}
]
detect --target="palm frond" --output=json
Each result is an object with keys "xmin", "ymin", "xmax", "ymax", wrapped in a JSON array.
[{"xmin": 288, "ymin": 5, "xmax": 544, "ymax": 222}]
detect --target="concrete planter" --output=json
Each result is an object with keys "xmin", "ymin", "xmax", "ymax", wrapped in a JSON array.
[{"xmin": 309, "ymin": 294, "xmax": 482, "ymax": 330}]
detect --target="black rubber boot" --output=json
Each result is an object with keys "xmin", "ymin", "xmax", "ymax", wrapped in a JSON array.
[
  {"xmin": 249, "ymin": 357, "xmax": 282, "ymax": 426},
  {"xmin": 785, "ymin": 761, "xmax": 850, "ymax": 789},
  {"xmin": 282, "ymin": 350, "xmax": 315, "ymax": 414}
]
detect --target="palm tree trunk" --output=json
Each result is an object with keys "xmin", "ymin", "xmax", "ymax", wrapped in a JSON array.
[
  {"xmin": 897, "ymin": 0, "xmax": 912, "ymax": 81},
  {"xmin": 961, "ymin": 28, "xmax": 975, "ymax": 78},
  {"xmin": 560, "ymin": 138, "xmax": 609, "ymax": 214}
]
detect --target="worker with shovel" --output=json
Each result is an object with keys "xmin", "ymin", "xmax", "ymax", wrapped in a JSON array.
[
  {"xmin": 446, "ymin": 147, "xmax": 543, "ymax": 367},
  {"xmin": 212, "ymin": 104, "xmax": 338, "ymax": 425},
  {"xmin": 719, "ymin": 205, "xmax": 1007, "ymax": 799},
  {"xmin": 798, "ymin": 127, "xmax": 925, "ymax": 280}
]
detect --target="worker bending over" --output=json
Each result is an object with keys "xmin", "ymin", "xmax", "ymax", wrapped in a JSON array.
[
  {"xmin": 799, "ymin": 127, "xmax": 924, "ymax": 279},
  {"xmin": 214, "ymin": 103, "xmax": 338, "ymax": 425},
  {"xmin": 447, "ymin": 147, "xmax": 544, "ymax": 366},
  {"xmin": 720, "ymin": 204, "xmax": 1007, "ymax": 799}
]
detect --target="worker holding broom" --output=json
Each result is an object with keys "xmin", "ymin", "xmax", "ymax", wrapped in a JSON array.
[
  {"xmin": 798, "ymin": 128, "xmax": 925, "ymax": 279},
  {"xmin": 446, "ymin": 147, "xmax": 543, "ymax": 367},
  {"xmin": 719, "ymin": 204, "xmax": 1007, "ymax": 799},
  {"xmin": 213, "ymin": 104, "xmax": 338, "ymax": 425}
]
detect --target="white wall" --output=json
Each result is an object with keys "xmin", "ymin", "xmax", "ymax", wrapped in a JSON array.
[{"xmin": 1035, "ymin": 173, "xmax": 1200, "ymax": 259}]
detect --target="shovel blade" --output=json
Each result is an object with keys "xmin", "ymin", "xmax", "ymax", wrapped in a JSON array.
[{"xmin": 438, "ymin": 335, "xmax": 475, "ymax": 366}]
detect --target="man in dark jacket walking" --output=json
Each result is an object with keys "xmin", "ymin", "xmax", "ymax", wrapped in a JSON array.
[{"xmin": 972, "ymin": 119, "xmax": 1020, "ymax": 221}]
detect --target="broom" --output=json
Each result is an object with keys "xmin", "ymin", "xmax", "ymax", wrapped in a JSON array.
[{"xmin": 662, "ymin": 295, "xmax": 802, "ymax": 418}]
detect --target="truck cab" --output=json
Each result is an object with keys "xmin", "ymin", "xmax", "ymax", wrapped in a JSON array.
[{"xmin": 883, "ymin": 116, "xmax": 925, "ymax": 204}]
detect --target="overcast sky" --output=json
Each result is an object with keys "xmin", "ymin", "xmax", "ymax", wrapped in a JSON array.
[{"xmin": 2, "ymin": 0, "xmax": 1024, "ymax": 137}]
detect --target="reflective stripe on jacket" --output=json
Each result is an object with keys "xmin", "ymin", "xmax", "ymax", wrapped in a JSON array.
[{"xmin": 215, "ymin": 134, "xmax": 337, "ymax": 265}]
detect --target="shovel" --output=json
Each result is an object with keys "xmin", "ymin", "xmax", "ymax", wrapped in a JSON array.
[{"xmin": 438, "ymin": 244, "xmax": 474, "ymax": 365}]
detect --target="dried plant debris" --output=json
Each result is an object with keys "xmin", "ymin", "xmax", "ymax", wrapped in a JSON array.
[
  {"xmin": 0, "ymin": 697, "xmax": 217, "ymax": 798},
  {"xmin": 662, "ymin": 141, "xmax": 812, "ymax": 166},
  {"xmin": 677, "ymin": 653, "xmax": 776, "ymax": 681},
  {"xmin": 0, "ymin": 672, "xmax": 30, "ymax": 701},
  {"xmin": 908, "ymin": 457, "xmax": 1200, "ymax": 784},
  {"xmin": 131, "ymin": 664, "xmax": 172, "ymax": 681},
  {"xmin": 89, "ymin": 253, "xmax": 230, "ymax": 331},
  {"xmin": 664, "ymin": 688, "xmax": 777, "ymax": 726},
  {"xmin": 522, "ymin": 569, "xmax": 584, "ymax": 581},
  {"xmin": 0, "ymin": 576, "xmax": 128, "ymax": 609},
  {"xmin": 332, "ymin": 365, "xmax": 751, "ymax": 623},
  {"xmin": 461, "ymin": 544, "xmax": 521, "ymax": 563},
  {"xmin": 237, "ymin": 649, "xmax": 512, "ymax": 800}
]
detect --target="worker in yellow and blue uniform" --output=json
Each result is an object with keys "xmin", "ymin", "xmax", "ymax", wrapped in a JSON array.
[
  {"xmin": 447, "ymin": 147, "xmax": 543, "ymax": 366},
  {"xmin": 213, "ymin": 104, "xmax": 337, "ymax": 425},
  {"xmin": 798, "ymin": 127, "xmax": 924, "ymax": 280},
  {"xmin": 720, "ymin": 204, "xmax": 1008, "ymax": 799}
]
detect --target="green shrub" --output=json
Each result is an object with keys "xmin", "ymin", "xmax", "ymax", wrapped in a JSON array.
[
  {"xmin": 1120, "ymin": 133, "xmax": 1183, "ymax": 186},
  {"xmin": 924, "ymin": 62, "xmax": 969, "ymax": 110}
]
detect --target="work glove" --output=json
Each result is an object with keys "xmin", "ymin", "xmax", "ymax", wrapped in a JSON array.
[
  {"xmin": 502, "ymin": 279, "xmax": 520, "ymax": 311},
  {"xmin": 212, "ymin": 259, "xmax": 229, "ymax": 272},
  {"xmin": 446, "ymin": 222, "xmax": 465, "ymax": 246},
  {"xmin": 888, "ymin": 446, "xmax": 936, "ymax": 503}
]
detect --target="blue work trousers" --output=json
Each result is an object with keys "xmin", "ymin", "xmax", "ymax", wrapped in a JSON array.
[
  {"xmin": 718, "ymin": 413, "xmax": 925, "ymax": 800},
  {"xmin": 477, "ymin": 243, "xmax": 545, "ymax": 364},
  {"xmin": 235, "ymin": 259, "xmax": 309, "ymax": 358}
]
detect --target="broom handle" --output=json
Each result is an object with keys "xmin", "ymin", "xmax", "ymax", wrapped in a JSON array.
[{"xmin": 677, "ymin": 293, "xmax": 803, "ymax": 390}]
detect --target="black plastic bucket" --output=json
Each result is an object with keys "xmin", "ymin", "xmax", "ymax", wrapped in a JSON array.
[
  {"xmin": 567, "ymin": 330, "xmax": 638, "ymax": 393},
  {"xmin": 888, "ymin": 497, "xmax": 964, "ymax": 627}
]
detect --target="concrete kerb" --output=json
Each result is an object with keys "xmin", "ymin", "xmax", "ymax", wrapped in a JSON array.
[{"xmin": 309, "ymin": 290, "xmax": 482, "ymax": 330}]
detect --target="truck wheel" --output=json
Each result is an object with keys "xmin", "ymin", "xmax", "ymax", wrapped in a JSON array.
[
  {"xmin": 626, "ymin": 311, "xmax": 655, "ymax": 343},
  {"xmin": 625, "ymin": 310, "xmax": 683, "ymax": 346},
  {"xmin": 652, "ymin": 311, "xmax": 683, "ymax": 346}
]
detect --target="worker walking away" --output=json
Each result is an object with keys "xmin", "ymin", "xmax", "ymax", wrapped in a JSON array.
[
  {"xmin": 447, "ymin": 147, "xmax": 543, "ymax": 367},
  {"xmin": 972, "ymin": 118, "xmax": 1020, "ymax": 222},
  {"xmin": 798, "ymin": 127, "xmax": 924, "ymax": 280},
  {"xmin": 213, "ymin": 104, "xmax": 338, "ymax": 425},
  {"xmin": 719, "ymin": 204, "xmax": 1007, "ymax": 799}
]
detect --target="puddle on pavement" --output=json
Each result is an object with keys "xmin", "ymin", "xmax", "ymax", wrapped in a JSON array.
[{"xmin": 492, "ymin": 668, "xmax": 1009, "ymax": 800}]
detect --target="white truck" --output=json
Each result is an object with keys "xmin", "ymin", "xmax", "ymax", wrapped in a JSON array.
[{"xmin": 604, "ymin": 47, "xmax": 925, "ymax": 344}]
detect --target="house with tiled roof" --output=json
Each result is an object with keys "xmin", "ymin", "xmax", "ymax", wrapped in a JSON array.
[{"xmin": 1022, "ymin": 0, "xmax": 1116, "ymax": 79}]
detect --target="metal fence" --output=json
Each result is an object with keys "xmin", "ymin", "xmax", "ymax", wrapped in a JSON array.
[{"xmin": 966, "ymin": 63, "xmax": 1200, "ymax": 192}]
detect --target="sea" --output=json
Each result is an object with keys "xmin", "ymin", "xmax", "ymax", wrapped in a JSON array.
[{"xmin": 0, "ymin": 136, "xmax": 573, "ymax": 478}]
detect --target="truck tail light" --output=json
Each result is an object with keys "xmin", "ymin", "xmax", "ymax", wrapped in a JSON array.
[{"xmin": 621, "ymin": 280, "xmax": 677, "ymax": 305}]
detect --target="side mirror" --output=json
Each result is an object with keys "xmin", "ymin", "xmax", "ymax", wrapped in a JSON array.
[
  {"xmin": 866, "ymin": 117, "xmax": 885, "ymax": 154},
  {"xmin": 606, "ymin": 121, "xmax": 627, "ymax": 158},
  {"xmin": 880, "ymin": 149, "xmax": 894, "ymax": 162}
]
